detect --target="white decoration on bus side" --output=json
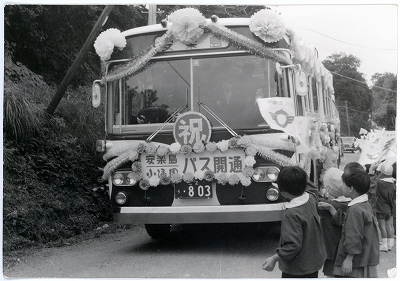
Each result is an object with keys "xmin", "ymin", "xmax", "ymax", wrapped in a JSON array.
[
  {"xmin": 295, "ymin": 71, "xmax": 308, "ymax": 96},
  {"xmin": 94, "ymin": 28, "xmax": 127, "ymax": 61}
]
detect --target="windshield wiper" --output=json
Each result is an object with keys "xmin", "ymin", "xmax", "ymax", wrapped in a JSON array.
[
  {"xmin": 146, "ymin": 90, "xmax": 189, "ymax": 142},
  {"xmin": 167, "ymin": 61, "xmax": 190, "ymax": 86},
  {"xmin": 198, "ymin": 102, "xmax": 239, "ymax": 138}
]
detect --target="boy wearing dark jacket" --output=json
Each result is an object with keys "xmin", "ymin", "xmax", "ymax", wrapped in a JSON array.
[{"xmin": 262, "ymin": 166, "xmax": 326, "ymax": 278}]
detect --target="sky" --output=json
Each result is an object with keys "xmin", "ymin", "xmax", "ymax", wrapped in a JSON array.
[
  {"xmin": 273, "ymin": 4, "xmax": 398, "ymax": 86},
  {"xmin": 2, "ymin": 1, "xmax": 398, "ymax": 87}
]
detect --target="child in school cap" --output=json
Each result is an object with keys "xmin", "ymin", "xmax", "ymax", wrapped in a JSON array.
[{"xmin": 323, "ymin": 167, "xmax": 344, "ymax": 198}]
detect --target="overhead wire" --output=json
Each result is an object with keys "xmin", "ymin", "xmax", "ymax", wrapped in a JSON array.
[
  {"xmin": 294, "ymin": 28, "xmax": 397, "ymax": 93},
  {"xmin": 331, "ymin": 71, "xmax": 397, "ymax": 93},
  {"xmin": 298, "ymin": 28, "xmax": 397, "ymax": 51},
  {"xmin": 293, "ymin": 28, "xmax": 397, "ymax": 93}
]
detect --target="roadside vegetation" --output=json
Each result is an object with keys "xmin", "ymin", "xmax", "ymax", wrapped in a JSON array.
[{"xmin": 3, "ymin": 52, "xmax": 112, "ymax": 253}]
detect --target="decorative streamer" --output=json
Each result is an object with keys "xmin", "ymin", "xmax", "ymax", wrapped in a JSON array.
[
  {"xmin": 102, "ymin": 30, "xmax": 173, "ymax": 83},
  {"xmin": 205, "ymin": 22, "xmax": 292, "ymax": 66}
]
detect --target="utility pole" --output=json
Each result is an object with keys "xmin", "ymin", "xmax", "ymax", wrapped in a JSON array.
[
  {"xmin": 46, "ymin": 5, "xmax": 114, "ymax": 115},
  {"xmin": 345, "ymin": 100, "xmax": 351, "ymax": 136},
  {"xmin": 148, "ymin": 4, "xmax": 157, "ymax": 25},
  {"xmin": 369, "ymin": 111, "xmax": 373, "ymax": 130},
  {"xmin": 143, "ymin": 5, "xmax": 164, "ymax": 25}
]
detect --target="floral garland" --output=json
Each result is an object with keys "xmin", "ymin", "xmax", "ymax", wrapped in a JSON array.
[
  {"xmin": 286, "ymin": 28, "xmax": 334, "ymax": 94},
  {"xmin": 95, "ymin": 8, "xmax": 292, "ymax": 82},
  {"xmin": 204, "ymin": 22, "xmax": 292, "ymax": 66},
  {"xmin": 100, "ymin": 135, "xmax": 294, "ymax": 188},
  {"xmin": 300, "ymin": 118, "xmax": 340, "ymax": 180},
  {"xmin": 102, "ymin": 30, "xmax": 173, "ymax": 83},
  {"xmin": 250, "ymin": 137, "xmax": 296, "ymax": 152}
]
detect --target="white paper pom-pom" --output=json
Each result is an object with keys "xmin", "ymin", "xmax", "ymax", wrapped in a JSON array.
[
  {"xmin": 249, "ymin": 9, "xmax": 286, "ymax": 43},
  {"xmin": 94, "ymin": 28, "xmax": 127, "ymax": 61},
  {"xmin": 168, "ymin": 8, "xmax": 206, "ymax": 44}
]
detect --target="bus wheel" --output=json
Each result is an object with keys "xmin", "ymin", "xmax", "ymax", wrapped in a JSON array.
[{"xmin": 145, "ymin": 224, "xmax": 171, "ymax": 239}]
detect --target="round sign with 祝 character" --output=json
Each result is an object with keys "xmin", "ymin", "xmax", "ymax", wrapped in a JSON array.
[{"xmin": 173, "ymin": 111, "xmax": 212, "ymax": 147}]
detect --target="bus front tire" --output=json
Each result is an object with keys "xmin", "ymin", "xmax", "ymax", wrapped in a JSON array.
[{"xmin": 145, "ymin": 224, "xmax": 171, "ymax": 239}]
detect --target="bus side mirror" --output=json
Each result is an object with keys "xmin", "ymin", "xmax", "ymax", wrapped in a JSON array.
[
  {"xmin": 276, "ymin": 62, "xmax": 301, "ymax": 76},
  {"xmin": 92, "ymin": 81, "xmax": 102, "ymax": 108}
]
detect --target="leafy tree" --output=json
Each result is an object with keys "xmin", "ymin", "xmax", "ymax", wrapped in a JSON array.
[
  {"xmin": 323, "ymin": 53, "xmax": 373, "ymax": 136},
  {"xmin": 157, "ymin": 5, "xmax": 266, "ymax": 21},
  {"xmin": 370, "ymin": 72, "xmax": 397, "ymax": 130},
  {"xmin": 4, "ymin": 5, "xmax": 148, "ymax": 87}
]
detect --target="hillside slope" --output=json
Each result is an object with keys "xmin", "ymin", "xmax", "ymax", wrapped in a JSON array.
[{"xmin": 3, "ymin": 54, "xmax": 113, "ymax": 255}]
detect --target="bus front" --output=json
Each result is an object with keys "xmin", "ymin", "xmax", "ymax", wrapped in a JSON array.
[{"xmin": 94, "ymin": 15, "xmax": 304, "ymax": 238}]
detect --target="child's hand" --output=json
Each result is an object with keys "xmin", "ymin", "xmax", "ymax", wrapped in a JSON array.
[
  {"xmin": 318, "ymin": 202, "xmax": 333, "ymax": 210},
  {"xmin": 319, "ymin": 188, "xmax": 328, "ymax": 198},
  {"xmin": 370, "ymin": 160, "xmax": 383, "ymax": 174},
  {"xmin": 318, "ymin": 202, "xmax": 337, "ymax": 216},
  {"xmin": 262, "ymin": 255, "xmax": 278, "ymax": 272},
  {"xmin": 342, "ymin": 255, "xmax": 353, "ymax": 275}
]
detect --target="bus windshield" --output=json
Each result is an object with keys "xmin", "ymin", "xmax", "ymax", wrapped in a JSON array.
[{"xmin": 109, "ymin": 54, "xmax": 286, "ymax": 132}]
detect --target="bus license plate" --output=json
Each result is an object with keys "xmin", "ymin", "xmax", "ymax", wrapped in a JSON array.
[{"xmin": 175, "ymin": 180, "xmax": 212, "ymax": 199}]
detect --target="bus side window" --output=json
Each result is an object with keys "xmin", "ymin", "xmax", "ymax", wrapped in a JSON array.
[
  {"xmin": 263, "ymin": 60, "xmax": 277, "ymax": 98},
  {"xmin": 311, "ymin": 78, "xmax": 318, "ymax": 112},
  {"xmin": 305, "ymin": 89, "xmax": 311, "ymax": 112},
  {"xmin": 275, "ymin": 69, "xmax": 290, "ymax": 97},
  {"xmin": 302, "ymin": 75, "xmax": 311, "ymax": 113},
  {"xmin": 292, "ymin": 71, "xmax": 304, "ymax": 116},
  {"xmin": 112, "ymin": 81, "xmax": 121, "ymax": 124},
  {"xmin": 321, "ymin": 86, "xmax": 327, "ymax": 117},
  {"xmin": 325, "ymin": 90, "xmax": 330, "ymax": 117}
]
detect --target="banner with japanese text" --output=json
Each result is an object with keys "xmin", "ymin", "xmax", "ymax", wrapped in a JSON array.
[{"xmin": 358, "ymin": 130, "xmax": 397, "ymax": 165}]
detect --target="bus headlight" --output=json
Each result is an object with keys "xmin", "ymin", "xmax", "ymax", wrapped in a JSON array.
[
  {"xmin": 265, "ymin": 167, "xmax": 280, "ymax": 181},
  {"xmin": 113, "ymin": 173, "xmax": 124, "ymax": 185},
  {"xmin": 115, "ymin": 192, "xmax": 127, "ymax": 205},
  {"xmin": 266, "ymin": 188, "xmax": 280, "ymax": 201},
  {"xmin": 111, "ymin": 171, "xmax": 138, "ymax": 186},
  {"xmin": 126, "ymin": 172, "xmax": 137, "ymax": 186},
  {"xmin": 252, "ymin": 168, "xmax": 265, "ymax": 181},
  {"xmin": 252, "ymin": 166, "xmax": 280, "ymax": 182}
]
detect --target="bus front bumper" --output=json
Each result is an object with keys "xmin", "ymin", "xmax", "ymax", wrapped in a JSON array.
[{"xmin": 113, "ymin": 203, "xmax": 286, "ymax": 224}]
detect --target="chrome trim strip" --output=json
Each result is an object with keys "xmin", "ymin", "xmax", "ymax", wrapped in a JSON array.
[{"xmin": 114, "ymin": 204, "xmax": 285, "ymax": 224}]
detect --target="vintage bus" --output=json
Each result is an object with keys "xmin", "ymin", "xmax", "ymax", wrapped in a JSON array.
[{"xmin": 92, "ymin": 8, "xmax": 341, "ymax": 238}]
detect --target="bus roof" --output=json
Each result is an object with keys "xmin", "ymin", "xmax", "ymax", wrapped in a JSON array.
[
  {"xmin": 121, "ymin": 18, "xmax": 291, "ymax": 44},
  {"xmin": 96, "ymin": 8, "xmax": 334, "ymax": 95},
  {"xmin": 124, "ymin": 18, "xmax": 251, "ymax": 36}
]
